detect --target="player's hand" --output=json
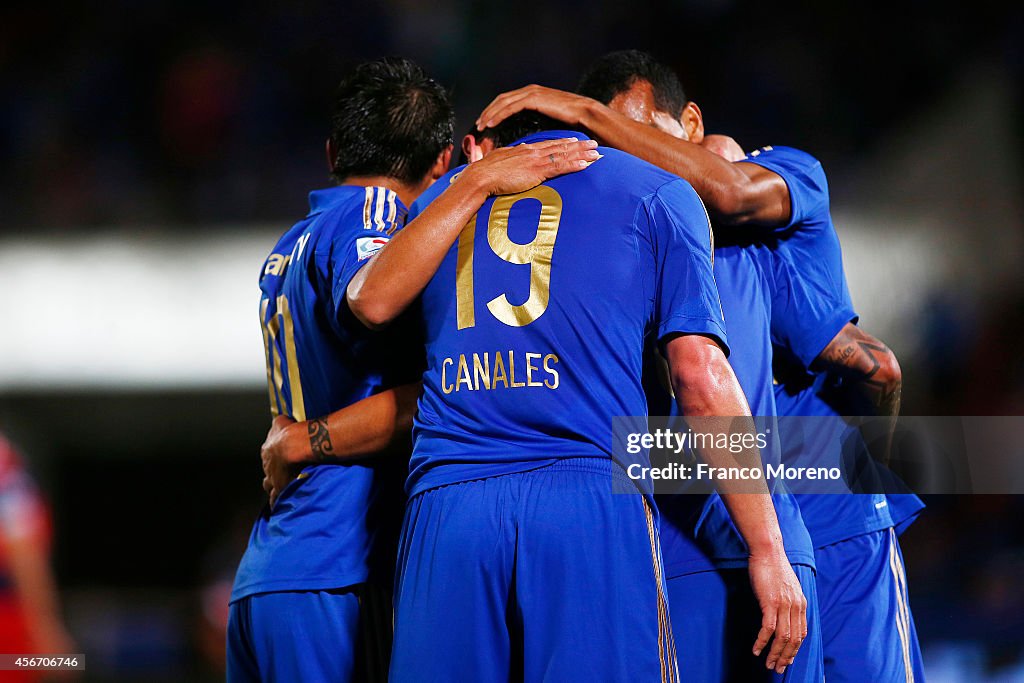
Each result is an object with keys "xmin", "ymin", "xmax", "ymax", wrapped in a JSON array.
[
  {"xmin": 461, "ymin": 137, "xmax": 599, "ymax": 196},
  {"xmin": 476, "ymin": 85, "xmax": 595, "ymax": 131},
  {"xmin": 702, "ymin": 134, "xmax": 746, "ymax": 162},
  {"xmin": 261, "ymin": 415, "xmax": 302, "ymax": 508},
  {"xmin": 747, "ymin": 551, "xmax": 808, "ymax": 674}
]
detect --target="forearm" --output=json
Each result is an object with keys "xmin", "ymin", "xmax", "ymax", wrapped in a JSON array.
[
  {"xmin": 677, "ymin": 397, "xmax": 785, "ymax": 558},
  {"xmin": 283, "ymin": 383, "xmax": 420, "ymax": 466},
  {"xmin": 669, "ymin": 341, "xmax": 784, "ymax": 558},
  {"xmin": 579, "ymin": 101, "xmax": 759, "ymax": 222},
  {"xmin": 347, "ymin": 175, "xmax": 489, "ymax": 328},
  {"xmin": 814, "ymin": 323, "xmax": 902, "ymax": 461}
]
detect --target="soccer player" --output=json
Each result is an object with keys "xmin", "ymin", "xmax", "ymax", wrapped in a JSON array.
[
  {"xmin": 478, "ymin": 50, "xmax": 926, "ymax": 683},
  {"xmin": 340, "ymin": 109, "xmax": 803, "ymax": 681},
  {"xmin": 572, "ymin": 55, "xmax": 820, "ymax": 681},
  {"xmin": 227, "ymin": 58, "xmax": 595, "ymax": 682}
]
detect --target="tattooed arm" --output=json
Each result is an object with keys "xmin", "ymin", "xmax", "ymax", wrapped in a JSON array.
[
  {"xmin": 812, "ymin": 323, "xmax": 902, "ymax": 463},
  {"xmin": 261, "ymin": 382, "xmax": 421, "ymax": 506}
]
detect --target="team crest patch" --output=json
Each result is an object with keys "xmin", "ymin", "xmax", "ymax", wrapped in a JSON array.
[{"xmin": 356, "ymin": 236, "xmax": 390, "ymax": 261}]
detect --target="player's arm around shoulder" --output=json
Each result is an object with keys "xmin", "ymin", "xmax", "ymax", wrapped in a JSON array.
[
  {"xmin": 346, "ymin": 138, "xmax": 599, "ymax": 329},
  {"xmin": 731, "ymin": 145, "xmax": 830, "ymax": 229},
  {"xmin": 577, "ymin": 99, "xmax": 792, "ymax": 228},
  {"xmin": 261, "ymin": 382, "xmax": 422, "ymax": 506}
]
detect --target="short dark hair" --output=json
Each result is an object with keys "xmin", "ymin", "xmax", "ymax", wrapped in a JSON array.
[
  {"xmin": 329, "ymin": 58, "xmax": 454, "ymax": 184},
  {"xmin": 476, "ymin": 111, "xmax": 563, "ymax": 149},
  {"xmin": 577, "ymin": 50, "xmax": 687, "ymax": 119}
]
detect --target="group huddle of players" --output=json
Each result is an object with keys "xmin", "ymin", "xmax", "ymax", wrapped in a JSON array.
[{"xmin": 226, "ymin": 51, "xmax": 927, "ymax": 682}]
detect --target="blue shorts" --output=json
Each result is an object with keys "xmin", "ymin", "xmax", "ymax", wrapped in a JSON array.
[
  {"xmin": 667, "ymin": 564, "xmax": 823, "ymax": 682},
  {"xmin": 226, "ymin": 584, "xmax": 391, "ymax": 682},
  {"xmin": 390, "ymin": 457, "xmax": 679, "ymax": 682},
  {"xmin": 815, "ymin": 527, "xmax": 925, "ymax": 683}
]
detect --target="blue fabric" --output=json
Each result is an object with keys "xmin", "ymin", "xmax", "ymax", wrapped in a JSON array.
[
  {"xmin": 232, "ymin": 185, "xmax": 417, "ymax": 602},
  {"xmin": 390, "ymin": 457, "xmax": 678, "ymax": 682},
  {"xmin": 815, "ymin": 528, "xmax": 926, "ymax": 682},
  {"xmin": 773, "ymin": 378, "xmax": 899, "ymax": 547},
  {"xmin": 226, "ymin": 589, "xmax": 361, "ymax": 683},
  {"xmin": 743, "ymin": 146, "xmax": 858, "ymax": 371},
  {"xmin": 667, "ymin": 564, "xmax": 823, "ymax": 682},
  {"xmin": 889, "ymin": 493, "xmax": 926, "ymax": 536},
  {"xmin": 405, "ymin": 130, "xmax": 727, "ymax": 497},
  {"xmin": 657, "ymin": 243, "xmax": 815, "ymax": 576},
  {"xmin": 736, "ymin": 145, "xmax": 924, "ymax": 546}
]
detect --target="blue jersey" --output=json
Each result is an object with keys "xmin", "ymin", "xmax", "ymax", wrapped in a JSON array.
[
  {"xmin": 657, "ymin": 243, "xmax": 815, "ymax": 575},
  {"xmin": 404, "ymin": 130, "xmax": 727, "ymax": 497},
  {"xmin": 741, "ymin": 146, "xmax": 924, "ymax": 546},
  {"xmin": 231, "ymin": 185, "xmax": 420, "ymax": 602}
]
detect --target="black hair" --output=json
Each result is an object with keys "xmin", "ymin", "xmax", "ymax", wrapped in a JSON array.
[
  {"xmin": 476, "ymin": 111, "xmax": 564, "ymax": 149},
  {"xmin": 576, "ymin": 50, "xmax": 687, "ymax": 119},
  {"xmin": 329, "ymin": 57, "xmax": 454, "ymax": 184},
  {"xmin": 457, "ymin": 111, "xmax": 563, "ymax": 164}
]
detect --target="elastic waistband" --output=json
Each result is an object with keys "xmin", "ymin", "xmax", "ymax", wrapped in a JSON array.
[{"xmin": 539, "ymin": 456, "xmax": 639, "ymax": 490}]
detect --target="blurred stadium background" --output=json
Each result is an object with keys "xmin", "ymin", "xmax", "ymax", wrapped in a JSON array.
[{"xmin": 0, "ymin": 1, "xmax": 1022, "ymax": 680}]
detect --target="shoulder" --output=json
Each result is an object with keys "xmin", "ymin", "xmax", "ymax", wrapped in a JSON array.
[
  {"xmin": 742, "ymin": 145, "xmax": 827, "ymax": 186},
  {"xmin": 260, "ymin": 190, "xmax": 373, "ymax": 282},
  {"xmin": 583, "ymin": 148, "xmax": 691, "ymax": 210},
  {"xmin": 409, "ymin": 166, "xmax": 465, "ymax": 218},
  {"xmin": 745, "ymin": 145, "xmax": 821, "ymax": 169},
  {"xmin": 315, "ymin": 187, "xmax": 384, "ymax": 236},
  {"xmin": 597, "ymin": 147, "xmax": 678, "ymax": 185},
  {"xmin": 742, "ymin": 146, "xmax": 830, "ymax": 222},
  {"xmin": 647, "ymin": 175, "xmax": 709, "ymax": 223},
  {"xmin": 311, "ymin": 187, "xmax": 404, "ymax": 262}
]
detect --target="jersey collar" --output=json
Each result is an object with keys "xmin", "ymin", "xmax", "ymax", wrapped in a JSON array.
[
  {"xmin": 307, "ymin": 185, "xmax": 408, "ymax": 217},
  {"xmin": 509, "ymin": 129, "xmax": 591, "ymax": 146}
]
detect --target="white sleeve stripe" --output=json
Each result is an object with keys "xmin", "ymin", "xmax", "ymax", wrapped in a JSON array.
[
  {"xmin": 386, "ymin": 189, "xmax": 397, "ymax": 227},
  {"xmin": 374, "ymin": 187, "xmax": 387, "ymax": 231},
  {"xmin": 362, "ymin": 186, "xmax": 374, "ymax": 230}
]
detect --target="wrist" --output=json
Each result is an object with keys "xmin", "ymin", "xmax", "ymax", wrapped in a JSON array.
[
  {"xmin": 578, "ymin": 97, "xmax": 609, "ymax": 132},
  {"xmin": 457, "ymin": 164, "xmax": 495, "ymax": 200},
  {"xmin": 286, "ymin": 422, "xmax": 314, "ymax": 465},
  {"xmin": 747, "ymin": 537, "xmax": 787, "ymax": 562}
]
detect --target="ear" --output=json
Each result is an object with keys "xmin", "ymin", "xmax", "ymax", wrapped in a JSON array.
[
  {"xmin": 681, "ymin": 102, "xmax": 705, "ymax": 144},
  {"xmin": 429, "ymin": 145, "xmax": 454, "ymax": 180},
  {"xmin": 461, "ymin": 134, "xmax": 477, "ymax": 163},
  {"xmin": 325, "ymin": 138, "xmax": 336, "ymax": 174}
]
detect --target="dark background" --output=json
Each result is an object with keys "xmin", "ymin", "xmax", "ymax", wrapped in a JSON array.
[{"xmin": 1, "ymin": 1, "xmax": 1023, "ymax": 680}]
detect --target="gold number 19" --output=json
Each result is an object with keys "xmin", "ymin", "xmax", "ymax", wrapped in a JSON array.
[{"xmin": 456, "ymin": 185, "xmax": 563, "ymax": 330}]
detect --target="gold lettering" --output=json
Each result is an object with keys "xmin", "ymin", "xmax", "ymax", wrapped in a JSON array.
[
  {"xmin": 526, "ymin": 352, "xmax": 542, "ymax": 387},
  {"xmin": 492, "ymin": 352, "xmax": 509, "ymax": 389},
  {"xmin": 456, "ymin": 354, "xmax": 473, "ymax": 392},
  {"xmin": 485, "ymin": 186, "xmax": 562, "ymax": 327},
  {"xmin": 544, "ymin": 354, "xmax": 560, "ymax": 389},
  {"xmin": 265, "ymin": 253, "xmax": 288, "ymax": 276},
  {"xmin": 442, "ymin": 358, "xmax": 454, "ymax": 394},
  {"xmin": 473, "ymin": 353, "xmax": 491, "ymax": 391},
  {"xmin": 456, "ymin": 216, "xmax": 477, "ymax": 330},
  {"xmin": 509, "ymin": 350, "xmax": 526, "ymax": 388},
  {"xmin": 260, "ymin": 299, "xmax": 281, "ymax": 415},
  {"xmin": 277, "ymin": 294, "xmax": 305, "ymax": 421}
]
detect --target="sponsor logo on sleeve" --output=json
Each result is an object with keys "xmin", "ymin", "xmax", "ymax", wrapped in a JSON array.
[{"xmin": 356, "ymin": 236, "xmax": 390, "ymax": 261}]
